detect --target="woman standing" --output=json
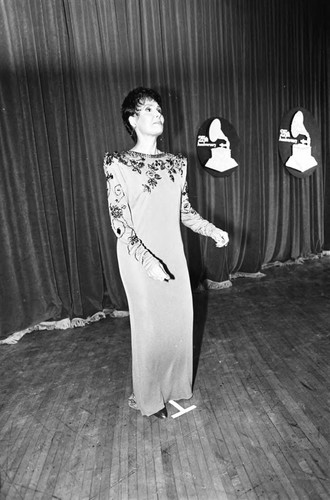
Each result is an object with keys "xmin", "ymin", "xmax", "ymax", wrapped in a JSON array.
[{"xmin": 104, "ymin": 87, "xmax": 228, "ymax": 419}]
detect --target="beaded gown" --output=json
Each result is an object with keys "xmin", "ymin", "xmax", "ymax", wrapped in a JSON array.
[{"xmin": 104, "ymin": 150, "xmax": 219, "ymax": 416}]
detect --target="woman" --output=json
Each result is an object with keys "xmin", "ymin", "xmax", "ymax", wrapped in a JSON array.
[{"xmin": 103, "ymin": 87, "xmax": 228, "ymax": 419}]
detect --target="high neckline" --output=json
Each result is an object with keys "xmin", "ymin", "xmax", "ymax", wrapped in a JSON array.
[{"xmin": 127, "ymin": 150, "xmax": 166, "ymax": 159}]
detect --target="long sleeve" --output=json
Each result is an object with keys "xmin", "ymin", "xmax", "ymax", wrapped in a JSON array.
[
  {"xmin": 181, "ymin": 180, "xmax": 217, "ymax": 237},
  {"xmin": 180, "ymin": 158, "xmax": 229, "ymax": 247},
  {"xmin": 103, "ymin": 153, "xmax": 169, "ymax": 277}
]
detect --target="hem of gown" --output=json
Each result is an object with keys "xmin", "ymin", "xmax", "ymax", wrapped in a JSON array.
[
  {"xmin": 137, "ymin": 392, "xmax": 194, "ymax": 417},
  {"xmin": 167, "ymin": 393, "xmax": 194, "ymax": 405}
]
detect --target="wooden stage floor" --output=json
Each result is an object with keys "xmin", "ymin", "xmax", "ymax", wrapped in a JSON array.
[{"xmin": 1, "ymin": 256, "xmax": 330, "ymax": 499}]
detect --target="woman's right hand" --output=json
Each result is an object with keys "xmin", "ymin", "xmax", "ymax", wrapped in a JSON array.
[{"xmin": 146, "ymin": 260, "xmax": 171, "ymax": 281}]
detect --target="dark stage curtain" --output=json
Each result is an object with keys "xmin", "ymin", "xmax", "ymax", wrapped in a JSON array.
[{"xmin": 0, "ymin": 0, "xmax": 329, "ymax": 338}]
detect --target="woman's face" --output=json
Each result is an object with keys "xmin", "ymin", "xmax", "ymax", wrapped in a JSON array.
[{"xmin": 131, "ymin": 98, "xmax": 164, "ymax": 139}]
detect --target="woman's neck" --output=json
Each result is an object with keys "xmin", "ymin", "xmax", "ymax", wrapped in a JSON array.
[{"xmin": 130, "ymin": 138, "xmax": 160, "ymax": 155}]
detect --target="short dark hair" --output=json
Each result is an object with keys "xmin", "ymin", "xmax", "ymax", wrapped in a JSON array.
[{"xmin": 121, "ymin": 87, "xmax": 162, "ymax": 142}]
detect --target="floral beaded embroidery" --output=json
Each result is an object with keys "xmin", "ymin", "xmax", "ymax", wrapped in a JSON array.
[
  {"xmin": 110, "ymin": 203, "xmax": 125, "ymax": 220},
  {"xmin": 103, "ymin": 167, "xmax": 128, "ymax": 238},
  {"xmin": 106, "ymin": 151, "xmax": 184, "ymax": 193},
  {"xmin": 181, "ymin": 182, "xmax": 198, "ymax": 216}
]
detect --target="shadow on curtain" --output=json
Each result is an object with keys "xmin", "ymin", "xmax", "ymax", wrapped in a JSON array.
[{"xmin": 0, "ymin": 0, "xmax": 328, "ymax": 339}]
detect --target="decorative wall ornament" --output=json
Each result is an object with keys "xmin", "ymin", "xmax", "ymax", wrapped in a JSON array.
[
  {"xmin": 278, "ymin": 107, "xmax": 321, "ymax": 178},
  {"xmin": 196, "ymin": 117, "xmax": 239, "ymax": 177}
]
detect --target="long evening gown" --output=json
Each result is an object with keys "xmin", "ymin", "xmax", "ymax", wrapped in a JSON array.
[{"xmin": 104, "ymin": 151, "xmax": 218, "ymax": 416}]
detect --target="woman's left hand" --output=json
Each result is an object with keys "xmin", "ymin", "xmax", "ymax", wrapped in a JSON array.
[{"xmin": 212, "ymin": 228, "xmax": 229, "ymax": 248}]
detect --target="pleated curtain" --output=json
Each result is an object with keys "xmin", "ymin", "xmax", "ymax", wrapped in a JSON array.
[{"xmin": 0, "ymin": 0, "xmax": 329, "ymax": 338}]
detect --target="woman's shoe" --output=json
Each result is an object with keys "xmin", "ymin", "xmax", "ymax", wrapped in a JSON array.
[
  {"xmin": 153, "ymin": 406, "xmax": 167, "ymax": 419},
  {"xmin": 128, "ymin": 393, "xmax": 139, "ymax": 410}
]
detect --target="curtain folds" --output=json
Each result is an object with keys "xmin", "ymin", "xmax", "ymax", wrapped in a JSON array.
[{"xmin": 0, "ymin": 0, "xmax": 329, "ymax": 338}]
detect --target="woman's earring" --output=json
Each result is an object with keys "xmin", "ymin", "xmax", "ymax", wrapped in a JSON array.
[{"xmin": 128, "ymin": 115, "xmax": 137, "ymax": 130}]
